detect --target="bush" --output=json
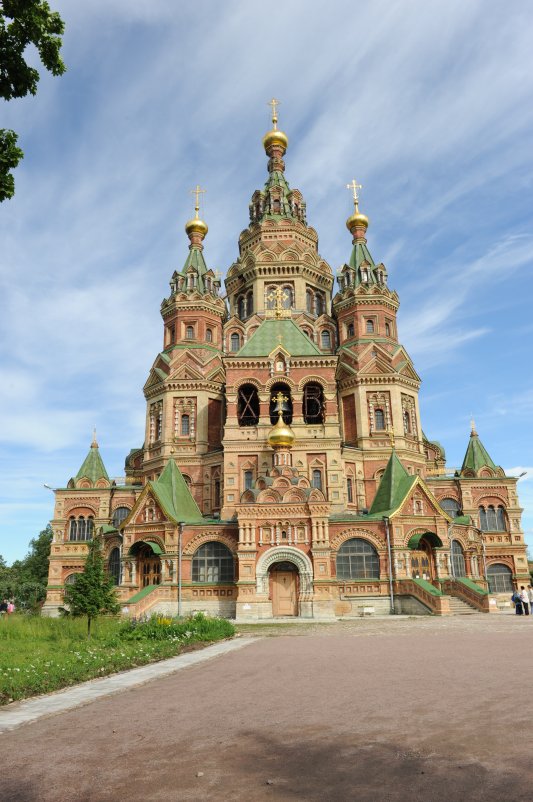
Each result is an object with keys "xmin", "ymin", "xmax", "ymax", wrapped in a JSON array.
[{"xmin": 119, "ymin": 612, "xmax": 235, "ymax": 643}]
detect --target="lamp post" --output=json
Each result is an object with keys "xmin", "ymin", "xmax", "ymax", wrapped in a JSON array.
[{"xmin": 178, "ymin": 522, "xmax": 183, "ymax": 618}]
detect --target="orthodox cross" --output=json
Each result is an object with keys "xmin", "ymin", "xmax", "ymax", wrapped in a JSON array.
[
  {"xmin": 346, "ymin": 178, "xmax": 363, "ymax": 209},
  {"xmin": 190, "ymin": 184, "xmax": 206, "ymax": 218},
  {"xmin": 268, "ymin": 97, "xmax": 280, "ymax": 129},
  {"xmin": 272, "ymin": 390, "xmax": 289, "ymax": 415},
  {"xmin": 266, "ymin": 286, "xmax": 291, "ymax": 318}
]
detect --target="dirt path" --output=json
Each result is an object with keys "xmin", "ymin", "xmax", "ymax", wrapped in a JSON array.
[{"xmin": 2, "ymin": 616, "xmax": 532, "ymax": 801}]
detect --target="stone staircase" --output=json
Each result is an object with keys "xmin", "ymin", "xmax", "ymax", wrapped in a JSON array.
[{"xmin": 446, "ymin": 595, "xmax": 479, "ymax": 615}]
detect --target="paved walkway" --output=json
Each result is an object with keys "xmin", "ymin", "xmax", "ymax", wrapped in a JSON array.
[{"xmin": 2, "ymin": 616, "xmax": 533, "ymax": 801}]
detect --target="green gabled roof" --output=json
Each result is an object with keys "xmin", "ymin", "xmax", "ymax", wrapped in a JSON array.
[
  {"xmin": 179, "ymin": 244, "xmax": 210, "ymax": 293},
  {"xmin": 149, "ymin": 459, "xmax": 203, "ymax": 524},
  {"xmin": 460, "ymin": 431, "xmax": 499, "ymax": 476},
  {"xmin": 75, "ymin": 442, "xmax": 109, "ymax": 485},
  {"xmin": 237, "ymin": 318, "xmax": 322, "ymax": 357},
  {"xmin": 369, "ymin": 450, "xmax": 416, "ymax": 517}
]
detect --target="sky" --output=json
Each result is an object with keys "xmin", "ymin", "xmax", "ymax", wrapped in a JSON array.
[{"xmin": 1, "ymin": 0, "xmax": 532, "ymax": 564}]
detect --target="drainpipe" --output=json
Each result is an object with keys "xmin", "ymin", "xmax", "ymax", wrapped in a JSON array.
[
  {"xmin": 178, "ymin": 523, "xmax": 183, "ymax": 618},
  {"xmin": 448, "ymin": 522, "xmax": 455, "ymax": 580},
  {"xmin": 383, "ymin": 516, "xmax": 394, "ymax": 614}
]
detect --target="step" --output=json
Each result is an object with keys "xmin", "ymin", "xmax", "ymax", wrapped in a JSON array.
[{"xmin": 446, "ymin": 596, "xmax": 479, "ymax": 614}]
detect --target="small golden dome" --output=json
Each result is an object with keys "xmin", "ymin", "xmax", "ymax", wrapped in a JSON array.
[
  {"xmin": 346, "ymin": 211, "xmax": 369, "ymax": 232},
  {"xmin": 263, "ymin": 128, "xmax": 288, "ymax": 154},
  {"xmin": 185, "ymin": 217, "xmax": 208, "ymax": 237},
  {"xmin": 268, "ymin": 413, "xmax": 295, "ymax": 449}
]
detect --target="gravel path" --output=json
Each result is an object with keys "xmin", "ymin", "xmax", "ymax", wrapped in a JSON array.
[{"xmin": 2, "ymin": 615, "xmax": 532, "ymax": 801}]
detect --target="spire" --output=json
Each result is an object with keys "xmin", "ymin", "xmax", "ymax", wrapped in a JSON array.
[
  {"xmin": 460, "ymin": 424, "xmax": 500, "ymax": 477},
  {"xmin": 150, "ymin": 459, "xmax": 203, "ymax": 523},
  {"xmin": 74, "ymin": 435, "xmax": 109, "ymax": 486},
  {"xmin": 369, "ymin": 450, "xmax": 415, "ymax": 516},
  {"xmin": 337, "ymin": 180, "xmax": 384, "ymax": 290},
  {"xmin": 171, "ymin": 188, "xmax": 221, "ymax": 297}
]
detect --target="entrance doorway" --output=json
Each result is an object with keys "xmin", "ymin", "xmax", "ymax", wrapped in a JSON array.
[
  {"xmin": 138, "ymin": 544, "xmax": 161, "ymax": 587},
  {"xmin": 410, "ymin": 539, "xmax": 435, "ymax": 580},
  {"xmin": 270, "ymin": 561, "xmax": 298, "ymax": 616}
]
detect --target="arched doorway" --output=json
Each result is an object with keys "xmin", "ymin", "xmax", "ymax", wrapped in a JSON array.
[
  {"xmin": 269, "ymin": 561, "xmax": 299, "ymax": 616},
  {"xmin": 135, "ymin": 543, "xmax": 162, "ymax": 587},
  {"xmin": 408, "ymin": 532, "xmax": 443, "ymax": 581}
]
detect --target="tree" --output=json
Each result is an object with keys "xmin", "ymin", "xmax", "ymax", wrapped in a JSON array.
[
  {"xmin": 0, "ymin": 0, "xmax": 66, "ymax": 201},
  {"xmin": 63, "ymin": 534, "xmax": 120, "ymax": 637},
  {"xmin": 0, "ymin": 525, "xmax": 53, "ymax": 609}
]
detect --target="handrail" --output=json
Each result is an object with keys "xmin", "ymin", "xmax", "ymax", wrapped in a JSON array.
[{"xmin": 441, "ymin": 578, "xmax": 491, "ymax": 612}]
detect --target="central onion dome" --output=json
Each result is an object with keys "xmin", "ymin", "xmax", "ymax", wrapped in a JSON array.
[
  {"xmin": 263, "ymin": 97, "xmax": 288, "ymax": 155},
  {"xmin": 268, "ymin": 412, "xmax": 295, "ymax": 449},
  {"xmin": 345, "ymin": 178, "xmax": 369, "ymax": 233},
  {"xmin": 185, "ymin": 184, "xmax": 208, "ymax": 239}
]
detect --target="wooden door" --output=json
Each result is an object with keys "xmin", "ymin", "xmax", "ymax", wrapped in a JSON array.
[
  {"xmin": 411, "ymin": 545, "xmax": 433, "ymax": 581},
  {"xmin": 272, "ymin": 571, "xmax": 298, "ymax": 616}
]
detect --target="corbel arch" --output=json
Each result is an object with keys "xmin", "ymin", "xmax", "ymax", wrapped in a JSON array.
[
  {"xmin": 255, "ymin": 546, "xmax": 314, "ymax": 595},
  {"xmin": 182, "ymin": 531, "xmax": 238, "ymax": 557},
  {"xmin": 330, "ymin": 528, "xmax": 385, "ymax": 553}
]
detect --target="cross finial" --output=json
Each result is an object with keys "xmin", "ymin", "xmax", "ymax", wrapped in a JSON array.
[
  {"xmin": 346, "ymin": 178, "xmax": 363, "ymax": 211},
  {"xmin": 91, "ymin": 426, "xmax": 98, "ymax": 448},
  {"xmin": 190, "ymin": 184, "xmax": 206, "ymax": 219},
  {"xmin": 268, "ymin": 98, "xmax": 280, "ymax": 130},
  {"xmin": 273, "ymin": 390, "xmax": 289, "ymax": 414},
  {"xmin": 470, "ymin": 416, "xmax": 477, "ymax": 436},
  {"xmin": 266, "ymin": 285, "xmax": 291, "ymax": 318}
]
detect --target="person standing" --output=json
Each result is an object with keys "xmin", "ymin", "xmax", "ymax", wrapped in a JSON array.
[
  {"xmin": 512, "ymin": 589, "xmax": 523, "ymax": 614},
  {"xmin": 528, "ymin": 586, "xmax": 533, "ymax": 619},
  {"xmin": 520, "ymin": 586, "xmax": 530, "ymax": 616}
]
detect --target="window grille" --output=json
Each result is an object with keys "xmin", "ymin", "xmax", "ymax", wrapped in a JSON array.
[
  {"xmin": 451, "ymin": 540, "xmax": 466, "ymax": 577},
  {"xmin": 303, "ymin": 383, "xmax": 324, "ymax": 424},
  {"xmin": 336, "ymin": 538, "xmax": 380, "ymax": 580},
  {"xmin": 238, "ymin": 384, "xmax": 260, "ymax": 427},
  {"xmin": 192, "ymin": 542, "xmax": 234, "ymax": 582},
  {"xmin": 374, "ymin": 408, "xmax": 385, "ymax": 430},
  {"xmin": 487, "ymin": 563, "xmax": 513, "ymax": 593}
]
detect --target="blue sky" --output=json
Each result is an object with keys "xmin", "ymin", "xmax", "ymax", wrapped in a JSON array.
[{"xmin": 1, "ymin": 0, "xmax": 532, "ymax": 563}]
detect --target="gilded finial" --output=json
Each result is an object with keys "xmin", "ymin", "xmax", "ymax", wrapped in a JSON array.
[
  {"xmin": 272, "ymin": 390, "xmax": 289, "ymax": 414},
  {"xmin": 470, "ymin": 417, "xmax": 477, "ymax": 436},
  {"xmin": 263, "ymin": 98, "xmax": 288, "ymax": 154},
  {"xmin": 185, "ymin": 184, "xmax": 208, "ymax": 239},
  {"xmin": 268, "ymin": 98, "xmax": 280, "ymax": 130},
  {"xmin": 265, "ymin": 286, "xmax": 291, "ymax": 319},
  {"xmin": 345, "ymin": 177, "xmax": 369, "ymax": 234},
  {"xmin": 91, "ymin": 426, "xmax": 98, "ymax": 449}
]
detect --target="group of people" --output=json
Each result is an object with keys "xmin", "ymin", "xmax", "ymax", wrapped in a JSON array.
[
  {"xmin": 512, "ymin": 586, "xmax": 533, "ymax": 615},
  {"xmin": 0, "ymin": 598, "xmax": 15, "ymax": 615}
]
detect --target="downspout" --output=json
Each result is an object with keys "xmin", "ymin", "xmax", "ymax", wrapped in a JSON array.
[
  {"xmin": 383, "ymin": 516, "xmax": 394, "ymax": 614},
  {"xmin": 178, "ymin": 522, "xmax": 183, "ymax": 618}
]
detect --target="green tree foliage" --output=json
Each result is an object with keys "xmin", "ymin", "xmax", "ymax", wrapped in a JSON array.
[
  {"xmin": 0, "ymin": 525, "xmax": 53, "ymax": 609},
  {"xmin": 0, "ymin": 0, "xmax": 66, "ymax": 200},
  {"xmin": 63, "ymin": 535, "xmax": 120, "ymax": 637}
]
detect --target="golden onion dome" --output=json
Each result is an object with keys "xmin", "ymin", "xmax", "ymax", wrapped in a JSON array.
[
  {"xmin": 268, "ymin": 413, "xmax": 295, "ymax": 449},
  {"xmin": 263, "ymin": 128, "xmax": 288, "ymax": 154},
  {"xmin": 346, "ymin": 210, "xmax": 369, "ymax": 232},
  {"xmin": 185, "ymin": 217, "xmax": 208, "ymax": 237}
]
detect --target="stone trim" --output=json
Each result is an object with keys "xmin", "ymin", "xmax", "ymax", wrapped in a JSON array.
[{"xmin": 255, "ymin": 546, "xmax": 314, "ymax": 595}]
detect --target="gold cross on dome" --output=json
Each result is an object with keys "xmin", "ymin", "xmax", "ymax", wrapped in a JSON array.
[
  {"xmin": 272, "ymin": 390, "xmax": 289, "ymax": 413},
  {"xmin": 268, "ymin": 98, "xmax": 280, "ymax": 130},
  {"xmin": 189, "ymin": 184, "xmax": 206, "ymax": 218},
  {"xmin": 266, "ymin": 286, "xmax": 291, "ymax": 318},
  {"xmin": 346, "ymin": 178, "xmax": 363, "ymax": 209}
]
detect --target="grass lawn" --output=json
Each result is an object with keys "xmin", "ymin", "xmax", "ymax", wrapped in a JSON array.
[{"xmin": 0, "ymin": 613, "xmax": 234, "ymax": 705}]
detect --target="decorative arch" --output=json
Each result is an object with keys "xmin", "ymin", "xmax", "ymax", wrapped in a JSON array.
[
  {"xmin": 240, "ymin": 490, "xmax": 255, "ymax": 503},
  {"xmin": 486, "ymin": 557, "xmax": 515, "ymax": 573},
  {"xmin": 330, "ymin": 528, "xmax": 385, "ymax": 553},
  {"xmin": 129, "ymin": 535, "xmax": 166, "ymax": 555},
  {"xmin": 404, "ymin": 528, "xmax": 443, "ymax": 549},
  {"xmin": 65, "ymin": 503, "xmax": 98, "ymax": 517},
  {"xmin": 476, "ymin": 492, "xmax": 508, "ymax": 505},
  {"xmin": 297, "ymin": 375, "xmax": 328, "ymax": 391},
  {"xmin": 265, "ymin": 376, "xmax": 297, "ymax": 392},
  {"xmin": 182, "ymin": 531, "xmax": 238, "ymax": 557},
  {"xmin": 257, "ymin": 489, "xmax": 282, "ymax": 503},
  {"xmin": 272, "ymin": 476, "xmax": 291, "ymax": 488},
  {"xmin": 256, "ymin": 546, "xmax": 314, "ymax": 595},
  {"xmin": 308, "ymin": 488, "xmax": 326, "ymax": 502},
  {"xmin": 232, "ymin": 376, "xmax": 262, "ymax": 392},
  {"xmin": 284, "ymin": 489, "xmax": 306, "ymax": 503}
]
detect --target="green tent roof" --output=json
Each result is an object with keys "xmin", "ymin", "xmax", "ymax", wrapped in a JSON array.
[
  {"xmin": 369, "ymin": 450, "xmax": 416, "ymax": 517},
  {"xmin": 237, "ymin": 318, "xmax": 322, "ymax": 357},
  {"xmin": 460, "ymin": 431, "xmax": 499, "ymax": 476},
  {"xmin": 149, "ymin": 459, "xmax": 203, "ymax": 524},
  {"xmin": 74, "ymin": 442, "xmax": 109, "ymax": 485},
  {"xmin": 179, "ymin": 244, "xmax": 211, "ymax": 294}
]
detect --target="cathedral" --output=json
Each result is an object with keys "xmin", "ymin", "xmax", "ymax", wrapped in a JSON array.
[{"xmin": 44, "ymin": 105, "xmax": 529, "ymax": 619}]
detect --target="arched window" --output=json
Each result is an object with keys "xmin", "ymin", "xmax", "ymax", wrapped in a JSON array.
[
  {"xmin": 108, "ymin": 548, "xmax": 121, "ymax": 585},
  {"xmin": 321, "ymin": 330, "xmax": 331, "ymax": 349},
  {"xmin": 486, "ymin": 505, "xmax": 498, "ymax": 530},
  {"xmin": 479, "ymin": 506, "xmax": 488, "ymax": 530},
  {"xmin": 366, "ymin": 319, "xmax": 375, "ymax": 334},
  {"xmin": 282, "ymin": 286, "xmax": 293, "ymax": 309},
  {"xmin": 213, "ymin": 479, "xmax": 221, "ymax": 508},
  {"xmin": 64, "ymin": 573, "xmax": 79, "ymax": 585},
  {"xmin": 497, "ymin": 506, "xmax": 506, "ymax": 531},
  {"xmin": 312, "ymin": 469, "xmax": 323, "ymax": 490},
  {"xmin": 237, "ymin": 296, "xmax": 246, "ymax": 320},
  {"xmin": 246, "ymin": 291, "xmax": 253, "ymax": 317},
  {"xmin": 440, "ymin": 498, "xmax": 461, "ymax": 518},
  {"xmin": 269, "ymin": 383, "xmax": 293, "ymax": 424},
  {"xmin": 306, "ymin": 288, "xmax": 313, "ymax": 313},
  {"xmin": 238, "ymin": 384, "xmax": 260, "ymax": 427},
  {"xmin": 244, "ymin": 470, "xmax": 253, "ymax": 491},
  {"xmin": 230, "ymin": 332, "xmax": 240, "ymax": 352},
  {"xmin": 77, "ymin": 516, "xmax": 86, "ymax": 540},
  {"xmin": 303, "ymin": 382, "xmax": 324, "ymax": 424},
  {"xmin": 182, "ymin": 474, "xmax": 192, "ymax": 488},
  {"xmin": 451, "ymin": 541, "xmax": 466, "ymax": 577},
  {"xmin": 315, "ymin": 293, "xmax": 324, "ymax": 317},
  {"xmin": 69, "ymin": 517, "xmax": 77, "ymax": 540},
  {"xmin": 186, "ymin": 325, "xmax": 194, "ymax": 340},
  {"xmin": 206, "ymin": 328, "xmax": 213, "ymax": 343},
  {"xmin": 112, "ymin": 506, "xmax": 130, "ymax": 528},
  {"xmin": 181, "ymin": 414, "xmax": 190, "ymax": 436},
  {"xmin": 374, "ymin": 408, "xmax": 386, "ymax": 430},
  {"xmin": 347, "ymin": 477, "xmax": 353, "ymax": 503},
  {"xmin": 192, "ymin": 542, "xmax": 234, "ymax": 582},
  {"xmin": 347, "ymin": 322, "xmax": 354, "ymax": 338},
  {"xmin": 385, "ymin": 322, "xmax": 391, "ymax": 336},
  {"xmin": 487, "ymin": 563, "xmax": 513, "ymax": 593},
  {"xmin": 403, "ymin": 411, "xmax": 411, "ymax": 434},
  {"xmin": 336, "ymin": 538, "xmax": 380, "ymax": 580}
]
